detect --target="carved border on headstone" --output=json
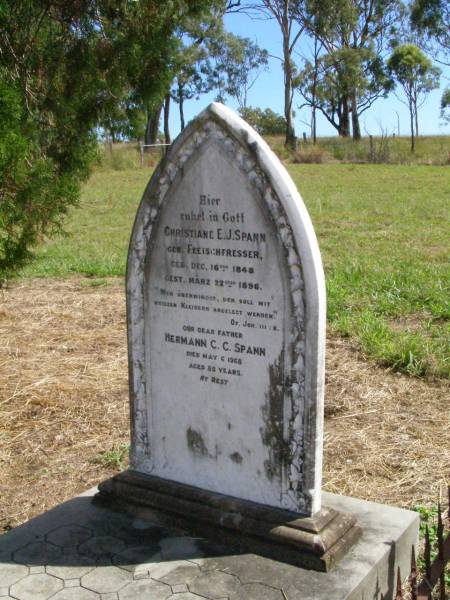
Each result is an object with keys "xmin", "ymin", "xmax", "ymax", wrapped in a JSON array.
[{"xmin": 127, "ymin": 103, "xmax": 325, "ymax": 516}]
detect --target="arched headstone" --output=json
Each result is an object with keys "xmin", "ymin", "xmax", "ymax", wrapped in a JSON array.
[{"xmin": 98, "ymin": 103, "xmax": 360, "ymax": 570}]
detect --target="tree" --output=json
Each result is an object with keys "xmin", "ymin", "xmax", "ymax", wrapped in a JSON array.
[
  {"xmin": 239, "ymin": 106, "xmax": 286, "ymax": 134},
  {"xmin": 0, "ymin": 0, "xmax": 218, "ymax": 278},
  {"xmin": 213, "ymin": 34, "xmax": 268, "ymax": 110},
  {"xmin": 440, "ymin": 88, "xmax": 450, "ymax": 123},
  {"xmin": 297, "ymin": 0, "xmax": 401, "ymax": 140},
  {"xmin": 237, "ymin": 0, "xmax": 304, "ymax": 148},
  {"xmin": 388, "ymin": 44, "xmax": 440, "ymax": 151},
  {"xmin": 297, "ymin": 46, "xmax": 392, "ymax": 138},
  {"xmin": 411, "ymin": 0, "xmax": 450, "ymax": 65}
]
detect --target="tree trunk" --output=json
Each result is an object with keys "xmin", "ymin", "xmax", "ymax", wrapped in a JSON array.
[
  {"xmin": 409, "ymin": 98, "xmax": 415, "ymax": 153},
  {"xmin": 414, "ymin": 102, "xmax": 419, "ymax": 137},
  {"xmin": 179, "ymin": 86, "xmax": 186, "ymax": 131},
  {"xmin": 351, "ymin": 93, "xmax": 361, "ymax": 141},
  {"xmin": 163, "ymin": 93, "xmax": 171, "ymax": 145},
  {"xmin": 145, "ymin": 102, "xmax": 163, "ymax": 146},
  {"xmin": 312, "ymin": 105, "xmax": 317, "ymax": 145},
  {"xmin": 339, "ymin": 97, "xmax": 350, "ymax": 137},
  {"xmin": 282, "ymin": 2, "xmax": 296, "ymax": 149}
]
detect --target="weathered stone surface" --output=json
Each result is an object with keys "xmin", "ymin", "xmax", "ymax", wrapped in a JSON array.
[
  {"xmin": 45, "ymin": 553, "xmax": 96, "ymax": 579},
  {"xmin": 159, "ymin": 537, "xmax": 204, "ymax": 561},
  {"xmin": 112, "ymin": 546, "xmax": 161, "ymax": 574},
  {"xmin": 171, "ymin": 584, "xmax": 189, "ymax": 593},
  {"xmin": 46, "ymin": 525, "xmax": 92, "ymax": 547},
  {"xmin": 151, "ymin": 562, "xmax": 200, "ymax": 586},
  {"xmin": 230, "ymin": 583, "xmax": 284, "ymax": 600},
  {"xmin": 81, "ymin": 566, "xmax": 132, "ymax": 594},
  {"xmin": 188, "ymin": 571, "xmax": 240, "ymax": 600},
  {"xmin": 0, "ymin": 488, "xmax": 419, "ymax": 600},
  {"xmin": 0, "ymin": 562, "xmax": 28, "ymax": 587},
  {"xmin": 51, "ymin": 589, "xmax": 98, "ymax": 600},
  {"xmin": 127, "ymin": 102, "xmax": 325, "ymax": 515},
  {"xmin": 166, "ymin": 594, "xmax": 203, "ymax": 600},
  {"xmin": 78, "ymin": 536, "xmax": 126, "ymax": 559},
  {"xmin": 13, "ymin": 542, "xmax": 61, "ymax": 566},
  {"xmin": 9, "ymin": 573, "xmax": 63, "ymax": 600},
  {"xmin": 149, "ymin": 560, "xmax": 200, "ymax": 584},
  {"xmin": 118, "ymin": 579, "xmax": 171, "ymax": 600}
]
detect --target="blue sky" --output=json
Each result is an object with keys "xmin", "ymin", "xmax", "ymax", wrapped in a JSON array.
[{"xmin": 169, "ymin": 10, "xmax": 450, "ymax": 139}]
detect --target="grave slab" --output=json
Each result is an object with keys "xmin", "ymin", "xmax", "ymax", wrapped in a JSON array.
[{"xmin": 0, "ymin": 487, "xmax": 418, "ymax": 600}]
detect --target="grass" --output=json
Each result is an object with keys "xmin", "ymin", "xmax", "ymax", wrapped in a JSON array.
[
  {"xmin": 293, "ymin": 164, "xmax": 449, "ymax": 378},
  {"xmin": 267, "ymin": 134, "xmax": 450, "ymax": 165},
  {"xmin": 18, "ymin": 144, "xmax": 450, "ymax": 378},
  {"xmin": 92, "ymin": 443, "xmax": 130, "ymax": 471}
]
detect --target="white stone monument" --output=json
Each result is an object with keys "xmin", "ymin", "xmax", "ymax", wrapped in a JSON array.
[{"xmin": 99, "ymin": 103, "xmax": 361, "ymax": 570}]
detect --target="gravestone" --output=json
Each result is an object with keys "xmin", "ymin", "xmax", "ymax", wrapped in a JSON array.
[{"xmin": 98, "ymin": 103, "xmax": 361, "ymax": 570}]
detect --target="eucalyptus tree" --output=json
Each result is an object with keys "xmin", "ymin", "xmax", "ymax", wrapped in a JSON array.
[
  {"xmin": 388, "ymin": 44, "xmax": 440, "ymax": 151},
  {"xmin": 411, "ymin": 0, "xmax": 450, "ymax": 65},
  {"xmin": 235, "ymin": 0, "xmax": 305, "ymax": 148},
  {"xmin": 297, "ymin": 0, "xmax": 401, "ymax": 140},
  {"xmin": 207, "ymin": 33, "xmax": 269, "ymax": 110}
]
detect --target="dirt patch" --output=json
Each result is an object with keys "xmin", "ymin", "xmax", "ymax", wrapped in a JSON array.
[{"xmin": 1, "ymin": 278, "xmax": 448, "ymax": 531}]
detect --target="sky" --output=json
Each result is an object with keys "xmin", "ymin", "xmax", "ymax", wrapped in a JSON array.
[{"xmin": 169, "ymin": 9, "xmax": 450, "ymax": 139}]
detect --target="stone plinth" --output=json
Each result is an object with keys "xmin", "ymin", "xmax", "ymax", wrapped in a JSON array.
[{"xmin": 0, "ymin": 487, "xmax": 418, "ymax": 600}]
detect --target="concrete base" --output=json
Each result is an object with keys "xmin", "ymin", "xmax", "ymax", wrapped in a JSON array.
[{"xmin": 0, "ymin": 488, "xmax": 418, "ymax": 600}]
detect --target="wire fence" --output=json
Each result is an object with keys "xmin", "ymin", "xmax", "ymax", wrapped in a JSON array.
[{"xmin": 139, "ymin": 142, "xmax": 171, "ymax": 166}]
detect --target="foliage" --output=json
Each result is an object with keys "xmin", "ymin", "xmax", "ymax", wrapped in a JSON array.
[
  {"xmin": 296, "ymin": 47, "xmax": 393, "ymax": 137},
  {"xmin": 388, "ymin": 44, "xmax": 440, "ymax": 150},
  {"xmin": 239, "ymin": 106, "xmax": 286, "ymax": 135},
  {"xmin": 297, "ymin": 0, "xmax": 401, "ymax": 139},
  {"xmin": 210, "ymin": 33, "xmax": 268, "ymax": 109},
  {"xmin": 413, "ymin": 505, "xmax": 450, "ymax": 588},
  {"xmin": 411, "ymin": 0, "xmax": 450, "ymax": 64},
  {"xmin": 441, "ymin": 88, "xmax": 450, "ymax": 123},
  {"xmin": 93, "ymin": 444, "xmax": 130, "ymax": 470},
  {"xmin": 0, "ymin": 0, "xmax": 219, "ymax": 278}
]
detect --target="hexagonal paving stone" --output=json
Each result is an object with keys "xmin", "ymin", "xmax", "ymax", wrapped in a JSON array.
[
  {"xmin": 46, "ymin": 552, "xmax": 96, "ymax": 579},
  {"xmin": 0, "ymin": 562, "xmax": 28, "ymax": 587},
  {"xmin": 160, "ymin": 537, "xmax": 204, "ymax": 561},
  {"xmin": 81, "ymin": 565, "xmax": 132, "ymax": 594},
  {"xmin": 51, "ymin": 588, "xmax": 99, "ymax": 600},
  {"xmin": 112, "ymin": 546, "xmax": 161, "ymax": 574},
  {"xmin": 118, "ymin": 579, "xmax": 171, "ymax": 600},
  {"xmin": 10, "ymin": 573, "xmax": 63, "ymax": 600},
  {"xmin": 13, "ymin": 542, "xmax": 61, "ymax": 566},
  {"xmin": 189, "ymin": 571, "xmax": 240, "ymax": 600},
  {"xmin": 79, "ymin": 537, "xmax": 126, "ymax": 560},
  {"xmin": 230, "ymin": 583, "xmax": 284, "ymax": 600},
  {"xmin": 46, "ymin": 525, "xmax": 92, "ymax": 548}
]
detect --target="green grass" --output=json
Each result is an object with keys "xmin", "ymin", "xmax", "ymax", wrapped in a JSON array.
[
  {"xmin": 293, "ymin": 164, "xmax": 449, "ymax": 378},
  {"xmin": 19, "ymin": 148, "xmax": 450, "ymax": 378},
  {"xmin": 92, "ymin": 443, "xmax": 130, "ymax": 470}
]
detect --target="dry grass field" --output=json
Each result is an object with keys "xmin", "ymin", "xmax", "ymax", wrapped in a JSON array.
[{"xmin": 1, "ymin": 277, "xmax": 448, "ymax": 532}]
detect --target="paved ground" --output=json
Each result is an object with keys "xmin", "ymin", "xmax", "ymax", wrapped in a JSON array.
[{"xmin": 0, "ymin": 488, "xmax": 418, "ymax": 600}]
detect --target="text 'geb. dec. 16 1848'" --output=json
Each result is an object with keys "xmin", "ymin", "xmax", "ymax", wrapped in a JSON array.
[{"xmin": 126, "ymin": 102, "xmax": 326, "ymax": 517}]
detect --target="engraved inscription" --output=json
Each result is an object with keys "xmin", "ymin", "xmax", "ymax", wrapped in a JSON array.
[{"xmin": 146, "ymin": 140, "xmax": 290, "ymax": 506}]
